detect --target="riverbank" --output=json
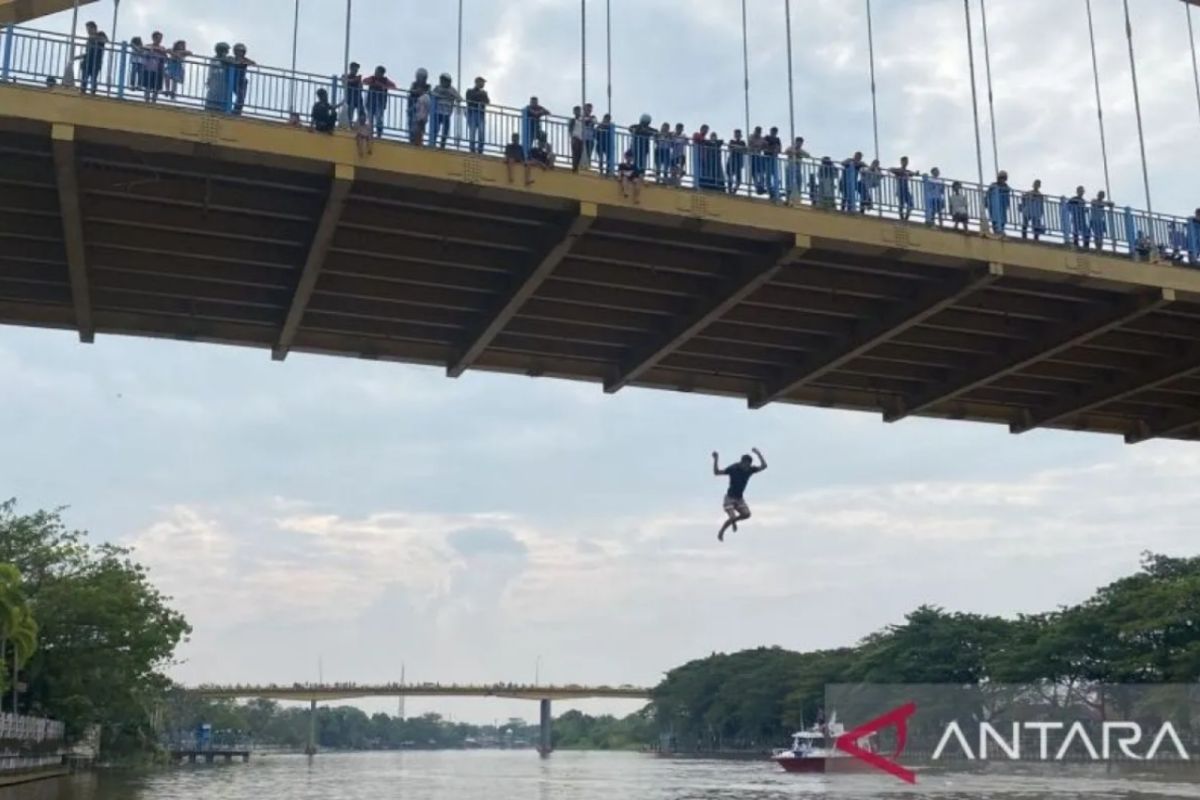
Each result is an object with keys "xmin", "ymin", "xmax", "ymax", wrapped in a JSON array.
[{"xmin": 0, "ymin": 765, "xmax": 71, "ymax": 787}]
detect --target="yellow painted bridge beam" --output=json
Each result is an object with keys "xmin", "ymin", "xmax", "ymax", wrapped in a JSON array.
[
  {"xmin": 50, "ymin": 122, "xmax": 93, "ymax": 343},
  {"xmin": 0, "ymin": 0, "xmax": 97, "ymax": 25}
]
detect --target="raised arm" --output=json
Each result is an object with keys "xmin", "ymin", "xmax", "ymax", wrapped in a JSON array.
[
  {"xmin": 712, "ymin": 452, "xmax": 722, "ymax": 476},
  {"xmin": 752, "ymin": 447, "xmax": 767, "ymax": 470}
]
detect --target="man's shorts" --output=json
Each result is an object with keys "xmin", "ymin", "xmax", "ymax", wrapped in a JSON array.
[{"xmin": 723, "ymin": 495, "xmax": 750, "ymax": 516}]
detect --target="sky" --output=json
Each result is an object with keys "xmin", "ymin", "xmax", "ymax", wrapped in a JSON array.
[{"xmin": 3, "ymin": 0, "xmax": 1199, "ymax": 725}]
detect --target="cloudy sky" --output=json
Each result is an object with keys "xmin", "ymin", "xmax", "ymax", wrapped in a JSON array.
[{"xmin": 4, "ymin": 0, "xmax": 1199, "ymax": 723}]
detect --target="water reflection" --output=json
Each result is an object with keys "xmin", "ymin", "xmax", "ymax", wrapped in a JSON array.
[{"xmin": 6, "ymin": 752, "xmax": 1200, "ymax": 800}]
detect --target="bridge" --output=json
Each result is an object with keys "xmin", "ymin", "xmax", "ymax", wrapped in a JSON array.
[
  {"xmin": 188, "ymin": 683, "xmax": 652, "ymax": 756},
  {"xmin": 191, "ymin": 683, "xmax": 651, "ymax": 703},
  {"xmin": 2, "ymin": 27, "xmax": 1200, "ymax": 444},
  {"xmin": 0, "ymin": 0, "xmax": 96, "ymax": 26}
]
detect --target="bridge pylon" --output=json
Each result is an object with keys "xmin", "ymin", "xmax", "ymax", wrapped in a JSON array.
[
  {"xmin": 538, "ymin": 698, "xmax": 552, "ymax": 757},
  {"xmin": 304, "ymin": 699, "xmax": 317, "ymax": 756}
]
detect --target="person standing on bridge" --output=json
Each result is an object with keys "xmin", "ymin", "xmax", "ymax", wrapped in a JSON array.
[
  {"xmin": 464, "ymin": 77, "xmax": 489, "ymax": 155},
  {"xmin": 595, "ymin": 113, "xmax": 615, "ymax": 176},
  {"xmin": 727, "ymin": 130, "xmax": 747, "ymax": 195},
  {"xmin": 713, "ymin": 448, "xmax": 767, "ymax": 542},
  {"xmin": 890, "ymin": 156, "xmax": 918, "ymax": 221},
  {"xmin": 141, "ymin": 32, "xmax": 169, "ymax": 104},
  {"xmin": 407, "ymin": 68, "xmax": 431, "ymax": 137},
  {"xmin": 363, "ymin": 66, "xmax": 397, "ymax": 140},
  {"xmin": 430, "ymin": 73, "xmax": 461, "ymax": 149},
  {"xmin": 1020, "ymin": 179, "xmax": 1045, "ymax": 241},
  {"xmin": 229, "ymin": 44, "xmax": 256, "ymax": 115},
  {"xmin": 1090, "ymin": 190, "xmax": 1114, "ymax": 252},
  {"xmin": 75, "ymin": 22, "xmax": 107, "ymax": 96},
  {"xmin": 343, "ymin": 62, "xmax": 365, "ymax": 126},
  {"xmin": 985, "ymin": 171, "xmax": 1012, "ymax": 236},
  {"xmin": 204, "ymin": 42, "xmax": 233, "ymax": 112},
  {"xmin": 1067, "ymin": 186, "xmax": 1089, "ymax": 249},
  {"xmin": 166, "ymin": 41, "xmax": 193, "ymax": 101}
]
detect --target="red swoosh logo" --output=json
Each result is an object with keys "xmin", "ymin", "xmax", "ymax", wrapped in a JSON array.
[{"xmin": 834, "ymin": 702, "xmax": 917, "ymax": 784}]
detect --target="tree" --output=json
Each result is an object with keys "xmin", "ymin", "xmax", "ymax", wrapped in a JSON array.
[
  {"xmin": 0, "ymin": 501, "xmax": 190, "ymax": 754},
  {"xmin": 0, "ymin": 563, "xmax": 38, "ymax": 710}
]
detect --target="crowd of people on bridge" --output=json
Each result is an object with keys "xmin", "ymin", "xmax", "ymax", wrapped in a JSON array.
[
  {"xmin": 45, "ymin": 20, "xmax": 1200, "ymax": 265},
  {"xmin": 193, "ymin": 681, "xmax": 638, "ymax": 693}
]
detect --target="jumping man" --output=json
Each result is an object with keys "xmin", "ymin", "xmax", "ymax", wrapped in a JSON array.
[{"xmin": 713, "ymin": 448, "xmax": 767, "ymax": 542}]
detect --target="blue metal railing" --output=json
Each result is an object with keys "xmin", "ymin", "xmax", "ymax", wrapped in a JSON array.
[{"xmin": 2, "ymin": 25, "xmax": 1198, "ymax": 268}]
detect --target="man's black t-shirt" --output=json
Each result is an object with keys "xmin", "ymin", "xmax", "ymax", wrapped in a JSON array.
[
  {"xmin": 724, "ymin": 463, "xmax": 760, "ymax": 498},
  {"xmin": 465, "ymin": 87, "xmax": 490, "ymax": 109},
  {"xmin": 311, "ymin": 100, "xmax": 336, "ymax": 132},
  {"xmin": 505, "ymin": 142, "xmax": 525, "ymax": 162}
]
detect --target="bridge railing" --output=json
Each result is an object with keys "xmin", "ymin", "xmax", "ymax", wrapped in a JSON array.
[{"xmin": 3, "ymin": 24, "xmax": 1198, "ymax": 267}]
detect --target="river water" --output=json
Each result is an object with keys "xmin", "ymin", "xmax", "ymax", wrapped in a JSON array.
[{"xmin": 10, "ymin": 751, "xmax": 1200, "ymax": 799}]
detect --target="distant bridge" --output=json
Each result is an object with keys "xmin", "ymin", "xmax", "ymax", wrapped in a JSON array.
[
  {"xmin": 187, "ymin": 683, "xmax": 652, "ymax": 756},
  {"xmin": 189, "ymin": 682, "xmax": 652, "ymax": 703}
]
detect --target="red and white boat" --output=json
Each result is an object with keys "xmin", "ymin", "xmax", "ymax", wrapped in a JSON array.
[{"xmin": 771, "ymin": 714, "xmax": 877, "ymax": 774}]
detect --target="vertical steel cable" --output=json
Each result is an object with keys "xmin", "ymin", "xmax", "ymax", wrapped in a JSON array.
[
  {"xmin": 581, "ymin": 0, "xmax": 587, "ymax": 109},
  {"xmin": 107, "ymin": 0, "xmax": 120, "ymax": 93},
  {"xmin": 606, "ymin": 0, "xmax": 612, "ymax": 117},
  {"xmin": 65, "ymin": 0, "xmax": 80, "ymax": 83},
  {"xmin": 1085, "ymin": 0, "xmax": 1112, "ymax": 199},
  {"xmin": 964, "ymin": 0, "xmax": 985, "ymax": 185},
  {"xmin": 866, "ymin": 0, "xmax": 880, "ymax": 162},
  {"xmin": 339, "ymin": 0, "xmax": 351, "ymax": 127},
  {"xmin": 289, "ymin": 0, "xmax": 300, "ymax": 113},
  {"xmin": 979, "ymin": 0, "xmax": 999, "ymax": 175},
  {"xmin": 785, "ymin": 0, "xmax": 795, "ymax": 149},
  {"xmin": 742, "ymin": 0, "xmax": 751, "ymax": 136},
  {"xmin": 1187, "ymin": 1, "xmax": 1200, "ymax": 127},
  {"xmin": 1124, "ymin": 0, "xmax": 1153, "ymax": 214}
]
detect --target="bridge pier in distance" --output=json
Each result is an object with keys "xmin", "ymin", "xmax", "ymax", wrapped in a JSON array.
[
  {"xmin": 305, "ymin": 699, "xmax": 317, "ymax": 756},
  {"xmin": 538, "ymin": 698, "xmax": 552, "ymax": 757}
]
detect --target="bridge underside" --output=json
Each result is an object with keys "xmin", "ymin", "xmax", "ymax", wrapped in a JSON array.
[
  {"xmin": 0, "ymin": 0, "xmax": 98, "ymax": 25},
  {"xmin": 3, "ymin": 87, "xmax": 1200, "ymax": 443}
]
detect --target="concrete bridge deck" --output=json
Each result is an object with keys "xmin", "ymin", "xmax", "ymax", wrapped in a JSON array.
[{"xmin": 2, "ymin": 85, "xmax": 1200, "ymax": 443}]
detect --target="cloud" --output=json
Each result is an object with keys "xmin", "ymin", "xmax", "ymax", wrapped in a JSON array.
[{"xmin": 107, "ymin": 442, "xmax": 1197, "ymax": 708}]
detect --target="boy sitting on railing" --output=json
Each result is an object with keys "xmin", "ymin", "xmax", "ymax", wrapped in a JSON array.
[
  {"xmin": 617, "ymin": 150, "xmax": 643, "ymax": 205},
  {"xmin": 529, "ymin": 132, "xmax": 554, "ymax": 179},
  {"xmin": 355, "ymin": 113, "xmax": 373, "ymax": 157},
  {"xmin": 504, "ymin": 133, "xmax": 525, "ymax": 184}
]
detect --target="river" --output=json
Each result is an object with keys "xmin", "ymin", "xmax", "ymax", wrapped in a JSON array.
[{"xmin": 9, "ymin": 751, "xmax": 1200, "ymax": 799}]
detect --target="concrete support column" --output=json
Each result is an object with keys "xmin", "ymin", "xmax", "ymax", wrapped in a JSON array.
[
  {"xmin": 538, "ymin": 698, "xmax": 552, "ymax": 756},
  {"xmin": 305, "ymin": 700, "xmax": 317, "ymax": 756}
]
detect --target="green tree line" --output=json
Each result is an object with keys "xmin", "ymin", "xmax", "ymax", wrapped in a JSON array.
[{"xmin": 652, "ymin": 552, "xmax": 1200, "ymax": 751}]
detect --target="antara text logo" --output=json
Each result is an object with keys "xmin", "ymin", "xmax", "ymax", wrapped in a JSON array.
[
  {"xmin": 836, "ymin": 703, "xmax": 1191, "ymax": 785},
  {"xmin": 932, "ymin": 720, "xmax": 1191, "ymax": 762}
]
